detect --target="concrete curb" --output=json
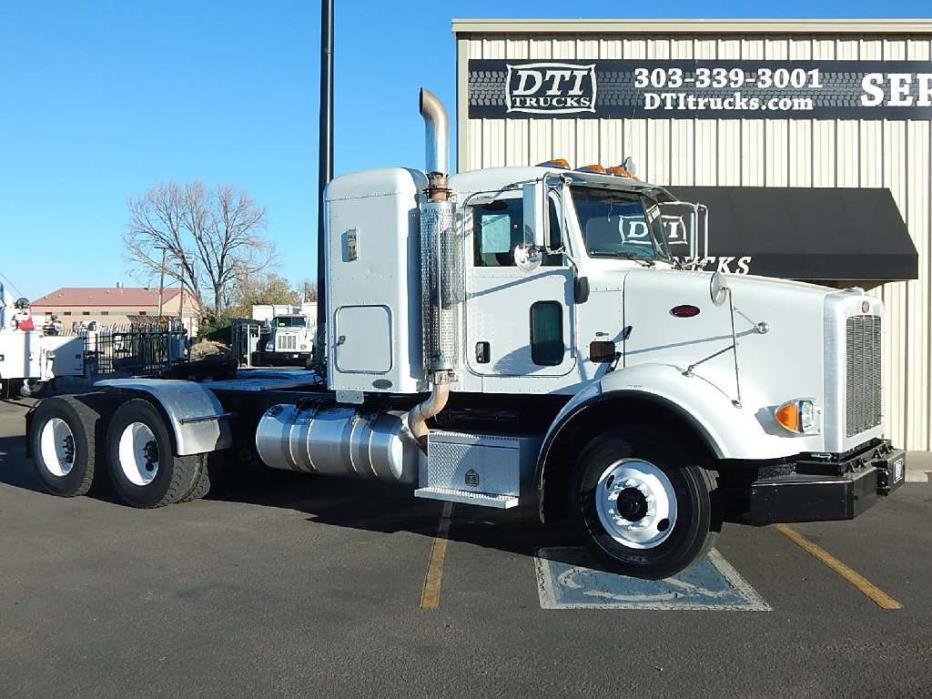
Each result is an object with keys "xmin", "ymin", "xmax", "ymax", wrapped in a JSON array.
[{"xmin": 906, "ymin": 451, "xmax": 932, "ymax": 484}]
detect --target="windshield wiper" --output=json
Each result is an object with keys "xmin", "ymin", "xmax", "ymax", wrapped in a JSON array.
[{"xmin": 589, "ymin": 250, "xmax": 655, "ymax": 267}]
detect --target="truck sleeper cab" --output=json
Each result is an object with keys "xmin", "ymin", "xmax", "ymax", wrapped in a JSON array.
[{"xmin": 25, "ymin": 88, "xmax": 906, "ymax": 580}]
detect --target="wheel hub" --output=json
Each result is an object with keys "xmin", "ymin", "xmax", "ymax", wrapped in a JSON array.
[
  {"xmin": 595, "ymin": 459, "xmax": 678, "ymax": 550},
  {"xmin": 62, "ymin": 435, "xmax": 75, "ymax": 464},
  {"xmin": 615, "ymin": 487, "xmax": 648, "ymax": 521},
  {"xmin": 118, "ymin": 422, "xmax": 160, "ymax": 486},
  {"xmin": 143, "ymin": 440, "xmax": 158, "ymax": 471}
]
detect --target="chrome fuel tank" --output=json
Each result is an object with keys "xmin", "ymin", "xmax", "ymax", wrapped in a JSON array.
[{"xmin": 255, "ymin": 403, "xmax": 418, "ymax": 484}]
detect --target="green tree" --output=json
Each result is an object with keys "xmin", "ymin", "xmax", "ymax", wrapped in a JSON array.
[{"xmin": 228, "ymin": 272, "xmax": 299, "ymax": 319}]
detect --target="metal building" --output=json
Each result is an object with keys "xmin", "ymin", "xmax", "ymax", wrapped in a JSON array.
[{"xmin": 454, "ymin": 19, "xmax": 932, "ymax": 451}]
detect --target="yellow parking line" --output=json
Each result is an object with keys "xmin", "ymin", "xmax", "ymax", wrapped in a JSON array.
[
  {"xmin": 775, "ymin": 524, "xmax": 903, "ymax": 610},
  {"xmin": 419, "ymin": 502, "xmax": 454, "ymax": 609}
]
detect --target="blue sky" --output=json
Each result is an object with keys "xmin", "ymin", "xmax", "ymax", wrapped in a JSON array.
[{"xmin": 1, "ymin": 1, "xmax": 929, "ymax": 300}]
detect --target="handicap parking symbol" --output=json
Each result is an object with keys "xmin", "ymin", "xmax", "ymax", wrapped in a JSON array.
[{"xmin": 535, "ymin": 547, "xmax": 770, "ymax": 611}]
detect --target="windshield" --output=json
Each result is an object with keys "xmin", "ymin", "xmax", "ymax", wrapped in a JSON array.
[
  {"xmin": 572, "ymin": 186, "xmax": 671, "ymax": 263},
  {"xmin": 273, "ymin": 316, "xmax": 306, "ymax": 328}
]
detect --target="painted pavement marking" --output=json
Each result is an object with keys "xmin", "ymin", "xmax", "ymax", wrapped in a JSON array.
[
  {"xmin": 419, "ymin": 501, "xmax": 454, "ymax": 609},
  {"xmin": 535, "ymin": 547, "xmax": 771, "ymax": 611},
  {"xmin": 775, "ymin": 524, "xmax": 903, "ymax": 610}
]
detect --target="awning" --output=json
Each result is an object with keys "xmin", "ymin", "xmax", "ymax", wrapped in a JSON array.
[{"xmin": 666, "ymin": 187, "xmax": 918, "ymax": 284}]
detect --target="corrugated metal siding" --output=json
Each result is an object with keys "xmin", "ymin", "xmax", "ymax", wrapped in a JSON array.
[{"xmin": 457, "ymin": 32, "xmax": 932, "ymax": 450}]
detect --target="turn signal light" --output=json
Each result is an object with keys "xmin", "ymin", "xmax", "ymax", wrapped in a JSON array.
[
  {"xmin": 537, "ymin": 158, "xmax": 570, "ymax": 169},
  {"xmin": 774, "ymin": 399, "xmax": 821, "ymax": 435}
]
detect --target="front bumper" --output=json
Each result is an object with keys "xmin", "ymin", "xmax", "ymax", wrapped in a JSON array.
[
  {"xmin": 253, "ymin": 350, "xmax": 311, "ymax": 366},
  {"xmin": 745, "ymin": 440, "xmax": 905, "ymax": 525}
]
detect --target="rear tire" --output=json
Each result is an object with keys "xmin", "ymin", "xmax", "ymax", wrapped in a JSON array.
[
  {"xmin": 571, "ymin": 425, "xmax": 718, "ymax": 580},
  {"xmin": 30, "ymin": 393, "xmax": 111, "ymax": 497},
  {"xmin": 178, "ymin": 452, "xmax": 223, "ymax": 503},
  {"xmin": 105, "ymin": 398, "xmax": 200, "ymax": 508}
]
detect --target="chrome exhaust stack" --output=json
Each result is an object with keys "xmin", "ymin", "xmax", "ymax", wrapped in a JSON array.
[
  {"xmin": 419, "ymin": 88, "xmax": 450, "ymax": 202},
  {"xmin": 411, "ymin": 87, "xmax": 458, "ymax": 447}
]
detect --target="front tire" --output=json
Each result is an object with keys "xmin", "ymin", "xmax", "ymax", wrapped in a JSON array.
[
  {"xmin": 106, "ymin": 398, "xmax": 201, "ymax": 508},
  {"xmin": 572, "ymin": 426, "xmax": 718, "ymax": 580}
]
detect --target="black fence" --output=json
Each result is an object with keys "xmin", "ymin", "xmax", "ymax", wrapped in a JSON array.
[{"xmin": 83, "ymin": 329, "xmax": 189, "ymax": 377}]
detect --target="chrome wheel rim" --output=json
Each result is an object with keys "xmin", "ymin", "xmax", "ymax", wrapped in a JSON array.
[
  {"xmin": 595, "ymin": 459, "xmax": 677, "ymax": 549},
  {"xmin": 118, "ymin": 422, "xmax": 159, "ymax": 486}
]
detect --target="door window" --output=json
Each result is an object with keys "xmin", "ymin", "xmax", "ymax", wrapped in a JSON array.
[
  {"xmin": 530, "ymin": 301, "xmax": 564, "ymax": 366},
  {"xmin": 473, "ymin": 198, "xmax": 563, "ymax": 268}
]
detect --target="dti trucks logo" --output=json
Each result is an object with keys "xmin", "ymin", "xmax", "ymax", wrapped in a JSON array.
[{"xmin": 506, "ymin": 63, "xmax": 597, "ymax": 115}]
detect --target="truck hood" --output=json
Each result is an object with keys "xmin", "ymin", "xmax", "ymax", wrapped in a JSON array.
[{"xmin": 615, "ymin": 267, "xmax": 882, "ymax": 453}]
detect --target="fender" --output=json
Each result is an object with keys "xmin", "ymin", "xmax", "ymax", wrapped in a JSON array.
[
  {"xmin": 96, "ymin": 378, "xmax": 233, "ymax": 456},
  {"xmin": 536, "ymin": 363, "xmax": 821, "ymax": 509}
]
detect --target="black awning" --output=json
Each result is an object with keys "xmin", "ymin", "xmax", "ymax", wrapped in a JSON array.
[{"xmin": 667, "ymin": 187, "xmax": 918, "ymax": 283}]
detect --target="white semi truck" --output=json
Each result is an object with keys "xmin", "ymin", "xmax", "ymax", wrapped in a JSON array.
[{"xmin": 25, "ymin": 89, "xmax": 905, "ymax": 579}]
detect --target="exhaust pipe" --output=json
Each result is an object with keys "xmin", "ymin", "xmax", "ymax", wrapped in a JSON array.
[
  {"xmin": 407, "ymin": 378, "xmax": 450, "ymax": 445},
  {"xmin": 419, "ymin": 88, "xmax": 449, "ymax": 201},
  {"xmin": 409, "ymin": 88, "xmax": 456, "ymax": 449}
]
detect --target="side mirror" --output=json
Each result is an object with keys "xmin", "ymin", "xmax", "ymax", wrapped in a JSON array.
[{"xmin": 522, "ymin": 181, "xmax": 548, "ymax": 249}]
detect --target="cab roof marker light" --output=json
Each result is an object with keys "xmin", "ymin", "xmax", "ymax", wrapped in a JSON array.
[
  {"xmin": 537, "ymin": 158, "xmax": 570, "ymax": 169},
  {"xmin": 607, "ymin": 165, "xmax": 637, "ymax": 179},
  {"xmin": 577, "ymin": 164, "xmax": 606, "ymax": 174}
]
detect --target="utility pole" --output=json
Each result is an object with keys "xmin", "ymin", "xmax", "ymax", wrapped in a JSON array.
[{"xmin": 157, "ymin": 247, "xmax": 167, "ymax": 322}]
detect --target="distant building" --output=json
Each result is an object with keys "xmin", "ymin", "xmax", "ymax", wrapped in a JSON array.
[{"xmin": 31, "ymin": 286, "xmax": 200, "ymax": 334}]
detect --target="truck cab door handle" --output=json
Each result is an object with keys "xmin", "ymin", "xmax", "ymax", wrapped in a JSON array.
[{"xmin": 475, "ymin": 341, "xmax": 490, "ymax": 364}]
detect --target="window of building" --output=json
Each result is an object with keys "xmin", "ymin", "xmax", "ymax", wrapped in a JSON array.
[
  {"xmin": 530, "ymin": 301, "xmax": 564, "ymax": 366},
  {"xmin": 100, "ymin": 311, "xmax": 109, "ymax": 316},
  {"xmin": 473, "ymin": 197, "xmax": 563, "ymax": 268},
  {"xmin": 63, "ymin": 311, "xmax": 72, "ymax": 316},
  {"xmin": 138, "ymin": 311, "xmax": 147, "ymax": 316},
  {"xmin": 82, "ymin": 311, "xmax": 90, "ymax": 316}
]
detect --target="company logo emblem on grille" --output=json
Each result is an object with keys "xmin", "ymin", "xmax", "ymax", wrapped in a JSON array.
[{"xmin": 846, "ymin": 315, "xmax": 882, "ymax": 437}]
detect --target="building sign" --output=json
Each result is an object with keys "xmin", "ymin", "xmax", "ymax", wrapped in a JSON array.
[{"xmin": 468, "ymin": 59, "xmax": 932, "ymax": 119}]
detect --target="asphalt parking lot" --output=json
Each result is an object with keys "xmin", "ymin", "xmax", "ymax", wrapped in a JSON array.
[{"xmin": 1, "ymin": 398, "xmax": 931, "ymax": 698}]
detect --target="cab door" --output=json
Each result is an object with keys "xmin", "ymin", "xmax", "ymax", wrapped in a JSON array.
[{"xmin": 464, "ymin": 194, "xmax": 576, "ymax": 378}]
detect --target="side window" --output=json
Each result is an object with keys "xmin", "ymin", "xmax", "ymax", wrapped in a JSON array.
[
  {"xmin": 530, "ymin": 301, "xmax": 564, "ymax": 366},
  {"xmin": 473, "ymin": 198, "xmax": 563, "ymax": 267}
]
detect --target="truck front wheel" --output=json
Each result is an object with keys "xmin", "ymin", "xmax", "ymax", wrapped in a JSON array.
[{"xmin": 572, "ymin": 426, "xmax": 718, "ymax": 580}]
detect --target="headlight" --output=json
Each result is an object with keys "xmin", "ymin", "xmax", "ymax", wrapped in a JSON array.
[
  {"xmin": 265, "ymin": 342, "xmax": 273, "ymax": 352},
  {"xmin": 775, "ymin": 399, "xmax": 821, "ymax": 435}
]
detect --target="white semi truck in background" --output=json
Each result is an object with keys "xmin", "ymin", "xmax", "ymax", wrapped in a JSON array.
[
  {"xmin": 25, "ymin": 88, "xmax": 905, "ymax": 579},
  {"xmin": 251, "ymin": 303, "xmax": 317, "ymax": 366}
]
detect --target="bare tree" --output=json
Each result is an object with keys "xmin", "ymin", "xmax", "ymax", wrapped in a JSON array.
[{"xmin": 124, "ymin": 182, "xmax": 274, "ymax": 317}]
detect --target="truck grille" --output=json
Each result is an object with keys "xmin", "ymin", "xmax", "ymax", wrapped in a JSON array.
[
  {"xmin": 845, "ymin": 315, "xmax": 882, "ymax": 437},
  {"xmin": 277, "ymin": 335, "xmax": 297, "ymax": 351}
]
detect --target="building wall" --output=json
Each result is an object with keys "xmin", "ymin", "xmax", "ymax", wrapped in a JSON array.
[
  {"xmin": 32, "ymin": 296, "xmax": 200, "ymax": 334},
  {"xmin": 456, "ymin": 27, "xmax": 932, "ymax": 450}
]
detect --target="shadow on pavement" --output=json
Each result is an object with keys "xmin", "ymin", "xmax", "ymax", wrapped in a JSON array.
[
  {"xmin": 0, "ymin": 435, "xmax": 44, "ymax": 493},
  {"xmin": 212, "ymin": 464, "xmax": 582, "ymax": 568},
  {"xmin": 0, "ymin": 422, "xmax": 583, "ymax": 570}
]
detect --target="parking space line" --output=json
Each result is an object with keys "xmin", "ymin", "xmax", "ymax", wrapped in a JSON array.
[
  {"xmin": 775, "ymin": 524, "xmax": 903, "ymax": 610},
  {"xmin": 419, "ymin": 502, "xmax": 453, "ymax": 609}
]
